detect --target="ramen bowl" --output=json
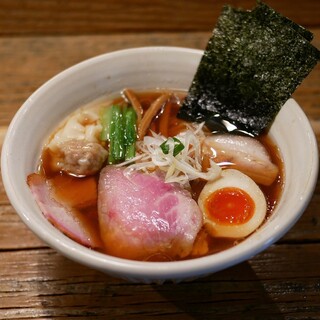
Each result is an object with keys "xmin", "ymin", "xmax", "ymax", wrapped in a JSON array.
[{"xmin": 1, "ymin": 47, "xmax": 318, "ymax": 283}]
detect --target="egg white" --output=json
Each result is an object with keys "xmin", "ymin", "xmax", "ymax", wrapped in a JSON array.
[{"xmin": 198, "ymin": 169, "xmax": 267, "ymax": 238}]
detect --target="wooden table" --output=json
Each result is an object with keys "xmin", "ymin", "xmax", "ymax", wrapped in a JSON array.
[{"xmin": 1, "ymin": 1, "xmax": 320, "ymax": 319}]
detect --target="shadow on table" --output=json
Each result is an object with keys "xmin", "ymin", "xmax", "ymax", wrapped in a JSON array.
[
  {"xmin": 34, "ymin": 250, "xmax": 284, "ymax": 319},
  {"xmin": 153, "ymin": 261, "xmax": 285, "ymax": 320}
]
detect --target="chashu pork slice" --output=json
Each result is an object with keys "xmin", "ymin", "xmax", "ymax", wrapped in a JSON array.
[
  {"xmin": 27, "ymin": 173, "xmax": 102, "ymax": 249},
  {"xmin": 98, "ymin": 166, "xmax": 203, "ymax": 261}
]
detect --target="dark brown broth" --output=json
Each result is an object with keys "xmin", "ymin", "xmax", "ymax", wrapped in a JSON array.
[{"xmin": 39, "ymin": 90, "xmax": 284, "ymax": 260}]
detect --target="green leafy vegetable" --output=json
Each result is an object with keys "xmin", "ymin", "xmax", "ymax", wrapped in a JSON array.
[
  {"xmin": 123, "ymin": 107, "xmax": 137, "ymax": 160},
  {"xmin": 102, "ymin": 104, "xmax": 137, "ymax": 164},
  {"xmin": 100, "ymin": 105, "xmax": 113, "ymax": 141},
  {"xmin": 178, "ymin": 1, "xmax": 320, "ymax": 135},
  {"xmin": 160, "ymin": 137, "xmax": 185, "ymax": 157},
  {"xmin": 108, "ymin": 105, "xmax": 125, "ymax": 164}
]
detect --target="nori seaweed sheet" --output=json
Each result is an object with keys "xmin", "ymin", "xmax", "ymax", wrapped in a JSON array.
[{"xmin": 178, "ymin": 1, "xmax": 320, "ymax": 135}]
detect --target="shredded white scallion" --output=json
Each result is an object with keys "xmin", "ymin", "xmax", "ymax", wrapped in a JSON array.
[{"xmin": 117, "ymin": 122, "xmax": 221, "ymax": 187}]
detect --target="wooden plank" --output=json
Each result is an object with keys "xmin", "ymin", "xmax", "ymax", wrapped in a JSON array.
[
  {"xmin": 0, "ymin": 0, "xmax": 319, "ymax": 36},
  {"xmin": 0, "ymin": 126, "xmax": 6, "ymax": 150},
  {"xmin": 0, "ymin": 245, "xmax": 319, "ymax": 319},
  {"xmin": 0, "ymin": 166, "xmax": 8, "ymax": 204},
  {"xmin": 0, "ymin": 205, "xmax": 45, "ymax": 249},
  {"xmin": 0, "ymin": 32, "xmax": 210, "ymax": 127}
]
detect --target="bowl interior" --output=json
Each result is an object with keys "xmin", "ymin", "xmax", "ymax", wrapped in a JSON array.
[{"xmin": 2, "ymin": 47, "xmax": 318, "ymax": 282}]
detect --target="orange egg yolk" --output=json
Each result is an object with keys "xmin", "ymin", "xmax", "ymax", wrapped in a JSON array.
[{"xmin": 205, "ymin": 187, "xmax": 255, "ymax": 225}]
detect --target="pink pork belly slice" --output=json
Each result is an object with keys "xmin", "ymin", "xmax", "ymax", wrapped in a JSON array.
[
  {"xmin": 27, "ymin": 173, "xmax": 102, "ymax": 249},
  {"xmin": 98, "ymin": 166, "xmax": 203, "ymax": 261}
]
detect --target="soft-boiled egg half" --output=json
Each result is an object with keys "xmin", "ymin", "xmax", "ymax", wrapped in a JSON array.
[{"xmin": 198, "ymin": 169, "xmax": 267, "ymax": 238}]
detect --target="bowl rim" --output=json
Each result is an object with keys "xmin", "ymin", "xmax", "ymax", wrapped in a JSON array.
[{"xmin": 2, "ymin": 46, "xmax": 319, "ymax": 281}]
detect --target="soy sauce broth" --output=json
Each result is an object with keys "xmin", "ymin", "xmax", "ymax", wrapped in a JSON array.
[{"xmin": 38, "ymin": 89, "xmax": 284, "ymax": 260}]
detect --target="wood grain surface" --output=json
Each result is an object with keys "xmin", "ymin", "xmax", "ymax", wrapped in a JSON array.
[
  {"xmin": 1, "ymin": 0, "xmax": 320, "ymax": 35},
  {"xmin": 1, "ymin": 1, "xmax": 320, "ymax": 319}
]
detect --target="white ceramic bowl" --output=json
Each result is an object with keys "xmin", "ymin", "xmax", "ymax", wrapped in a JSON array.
[{"xmin": 1, "ymin": 47, "xmax": 318, "ymax": 283}]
